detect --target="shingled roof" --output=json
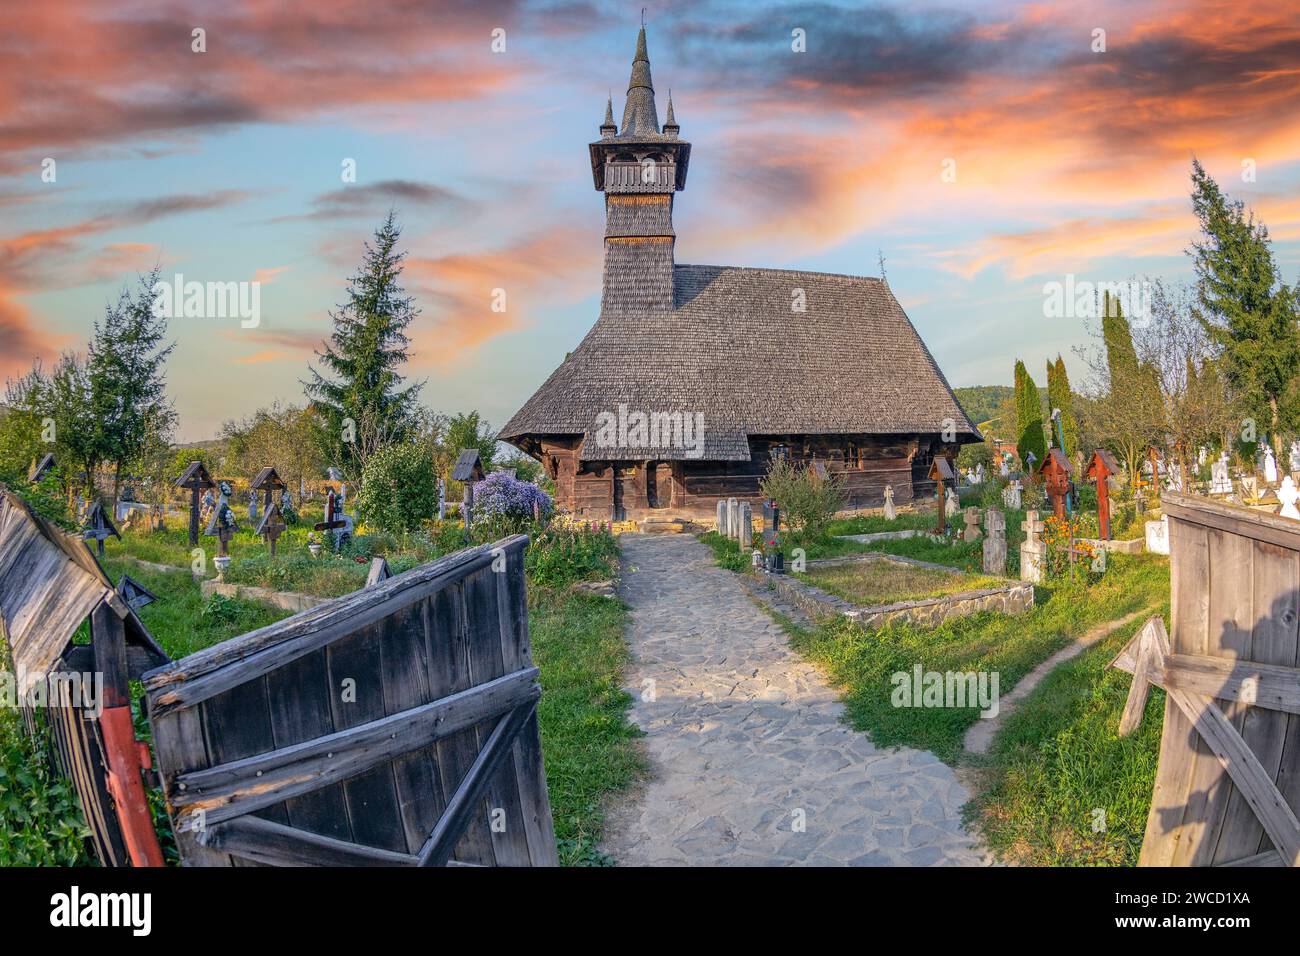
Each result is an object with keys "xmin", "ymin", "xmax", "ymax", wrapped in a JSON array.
[{"xmin": 501, "ymin": 265, "xmax": 981, "ymax": 461}]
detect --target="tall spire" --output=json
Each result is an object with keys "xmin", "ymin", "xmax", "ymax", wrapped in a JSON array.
[
  {"xmin": 600, "ymin": 94, "xmax": 616, "ymax": 137},
  {"xmin": 620, "ymin": 26, "xmax": 660, "ymax": 136},
  {"xmin": 663, "ymin": 90, "xmax": 678, "ymax": 138}
]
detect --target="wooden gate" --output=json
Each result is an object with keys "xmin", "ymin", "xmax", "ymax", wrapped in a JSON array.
[
  {"xmin": 0, "ymin": 489, "xmax": 169, "ymax": 866},
  {"xmin": 1112, "ymin": 492, "xmax": 1300, "ymax": 866},
  {"xmin": 141, "ymin": 534, "xmax": 559, "ymax": 866}
]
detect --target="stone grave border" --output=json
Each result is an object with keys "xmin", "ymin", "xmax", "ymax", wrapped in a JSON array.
[{"xmin": 767, "ymin": 551, "xmax": 1034, "ymax": 630}]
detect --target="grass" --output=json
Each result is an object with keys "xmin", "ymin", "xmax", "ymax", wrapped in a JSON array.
[
  {"xmin": 778, "ymin": 554, "xmax": 1170, "ymax": 764},
  {"xmin": 799, "ymin": 560, "xmax": 1003, "ymax": 607},
  {"xmin": 971, "ymin": 607, "xmax": 1169, "ymax": 866},
  {"xmin": 826, "ymin": 510, "xmax": 936, "ymax": 536},
  {"xmin": 530, "ymin": 589, "xmax": 645, "ymax": 866}
]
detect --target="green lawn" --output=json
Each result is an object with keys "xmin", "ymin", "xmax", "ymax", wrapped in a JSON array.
[
  {"xmin": 826, "ymin": 511, "xmax": 937, "ymax": 536},
  {"xmin": 774, "ymin": 554, "xmax": 1169, "ymax": 764},
  {"xmin": 971, "ymin": 607, "xmax": 1169, "ymax": 866},
  {"xmin": 530, "ymin": 589, "xmax": 645, "ymax": 866},
  {"xmin": 798, "ymin": 560, "xmax": 1003, "ymax": 607}
]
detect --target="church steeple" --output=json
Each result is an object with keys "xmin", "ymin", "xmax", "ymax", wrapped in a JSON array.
[
  {"xmin": 621, "ymin": 26, "xmax": 660, "ymax": 136},
  {"xmin": 587, "ymin": 26, "xmax": 692, "ymax": 316}
]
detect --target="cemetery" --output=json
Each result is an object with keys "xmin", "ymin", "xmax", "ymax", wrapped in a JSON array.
[{"xmin": 2, "ymin": 17, "xmax": 1300, "ymax": 886}]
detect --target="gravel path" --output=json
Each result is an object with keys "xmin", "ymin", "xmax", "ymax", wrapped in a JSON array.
[{"xmin": 601, "ymin": 533, "xmax": 991, "ymax": 866}]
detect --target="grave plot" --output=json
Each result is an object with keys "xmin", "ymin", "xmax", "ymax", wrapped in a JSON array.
[{"xmin": 798, "ymin": 559, "xmax": 1001, "ymax": 608}]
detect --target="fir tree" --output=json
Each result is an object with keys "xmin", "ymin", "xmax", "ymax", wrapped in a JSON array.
[
  {"xmin": 1189, "ymin": 159, "xmax": 1300, "ymax": 456},
  {"xmin": 87, "ymin": 268, "xmax": 177, "ymax": 499},
  {"xmin": 305, "ymin": 212, "xmax": 424, "ymax": 479}
]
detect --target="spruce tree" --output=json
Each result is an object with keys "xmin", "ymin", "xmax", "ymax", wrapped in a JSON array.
[
  {"xmin": 1189, "ymin": 159, "xmax": 1300, "ymax": 456},
  {"xmin": 1046, "ymin": 355, "xmax": 1079, "ymax": 457},
  {"xmin": 1014, "ymin": 359, "xmax": 1046, "ymax": 470},
  {"xmin": 87, "ymin": 268, "xmax": 176, "ymax": 500},
  {"xmin": 305, "ymin": 212, "xmax": 424, "ymax": 478}
]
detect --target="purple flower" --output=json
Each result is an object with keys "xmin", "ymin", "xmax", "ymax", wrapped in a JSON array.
[{"xmin": 472, "ymin": 471, "xmax": 553, "ymax": 520}]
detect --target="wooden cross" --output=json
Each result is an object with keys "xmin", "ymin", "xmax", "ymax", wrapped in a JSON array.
[
  {"xmin": 82, "ymin": 501, "xmax": 121, "ymax": 558},
  {"xmin": 175, "ymin": 461, "xmax": 216, "ymax": 547},
  {"xmin": 256, "ymin": 501, "xmax": 288, "ymax": 556}
]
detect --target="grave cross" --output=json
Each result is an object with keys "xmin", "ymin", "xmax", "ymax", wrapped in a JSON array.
[
  {"xmin": 982, "ymin": 508, "xmax": 1007, "ymax": 575},
  {"xmin": 174, "ymin": 460, "xmax": 216, "ymax": 547},
  {"xmin": 82, "ymin": 501, "xmax": 121, "ymax": 558},
  {"xmin": 256, "ymin": 501, "xmax": 288, "ymax": 556},
  {"xmin": 963, "ymin": 506, "xmax": 982, "ymax": 543},
  {"xmin": 205, "ymin": 480, "xmax": 238, "ymax": 557}
]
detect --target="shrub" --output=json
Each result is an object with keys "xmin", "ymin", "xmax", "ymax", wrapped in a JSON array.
[
  {"xmin": 0, "ymin": 708, "xmax": 91, "ymax": 866},
  {"xmin": 759, "ymin": 457, "xmax": 845, "ymax": 539},
  {"xmin": 355, "ymin": 443, "xmax": 439, "ymax": 534},
  {"xmin": 473, "ymin": 471, "xmax": 552, "ymax": 534},
  {"xmin": 526, "ymin": 523, "xmax": 618, "ymax": 589}
]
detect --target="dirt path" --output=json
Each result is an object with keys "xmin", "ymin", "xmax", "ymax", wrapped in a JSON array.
[
  {"xmin": 600, "ymin": 533, "xmax": 990, "ymax": 866},
  {"xmin": 962, "ymin": 606, "xmax": 1154, "ymax": 755}
]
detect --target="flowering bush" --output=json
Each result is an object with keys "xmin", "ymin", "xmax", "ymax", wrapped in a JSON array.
[
  {"xmin": 473, "ymin": 471, "xmax": 552, "ymax": 523},
  {"xmin": 1042, "ymin": 514, "xmax": 1103, "ymax": 580}
]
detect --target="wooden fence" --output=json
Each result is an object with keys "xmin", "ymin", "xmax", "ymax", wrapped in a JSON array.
[
  {"xmin": 141, "ymin": 534, "xmax": 559, "ymax": 866},
  {"xmin": 1112, "ymin": 492, "xmax": 1300, "ymax": 866}
]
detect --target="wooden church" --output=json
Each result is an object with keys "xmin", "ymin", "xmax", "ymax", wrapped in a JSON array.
[{"xmin": 501, "ymin": 28, "xmax": 980, "ymax": 522}]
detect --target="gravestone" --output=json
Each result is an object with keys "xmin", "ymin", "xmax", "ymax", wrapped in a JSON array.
[
  {"xmin": 248, "ymin": 489, "xmax": 260, "ymax": 524},
  {"xmin": 1210, "ymin": 453, "xmax": 1233, "ymax": 494},
  {"xmin": 314, "ymin": 485, "xmax": 354, "ymax": 550},
  {"xmin": 1279, "ymin": 476, "xmax": 1300, "ymax": 520},
  {"xmin": 1145, "ymin": 516, "xmax": 1169, "ymax": 555},
  {"xmin": 716, "ymin": 500, "xmax": 728, "ymax": 536},
  {"xmin": 1264, "ymin": 445, "xmax": 1279, "ymax": 484},
  {"xmin": 983, "ymin": 509, "xmax": 1007, "ymax": 575},
  {"xmin": 438, "ymin": 477, "xmax": 446, "ymax": 521},
  {"xmin": 1020, "ymin": 510, "xmax": 1046, "ymax": 584},
  {"xmin": 945, "ymin": 487, "xmax": 959, "ymax": 519},
  {"xmin": 963, "ymin": 506, "xmax": 982, "ymax": 543},
  {"xmin": 883, "ymin": 484, "xmax": 896, "ymax": 521},
  {"xmin": 999, "ymin": 455, "xmax": 1010, "ymax": 478},
  {"xmin": 1290, "ymin": 440, "xmax": 1300, "ymax": 475},
  {"xmin": 1240, "ymin": 474, "xmax": 1259, "ymax": 502},
  {"xmin": 727, "ymin": 498, "xmax": 738, "ymax": 540},
  {"xmin": 737, "ymin": 502, "xmax": 753, "ymax": 547},
  {"xmin": 1002, "ymin": 479, "xmax": 1022, "ymax": 510}
]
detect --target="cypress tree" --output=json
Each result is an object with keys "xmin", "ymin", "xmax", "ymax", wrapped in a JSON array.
[
  {"xmin": 1047, "ymin": 355, "xmax": 1079, "ymax": 457},
  {"xmin": 1014, "ymin": 359, "xmax": 1046, "ymax": 470}
]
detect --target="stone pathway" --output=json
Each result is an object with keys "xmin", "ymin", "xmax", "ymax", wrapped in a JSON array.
[{"xmin": 601, "ymin": 534, "xmax": 991, "ymax": 866}]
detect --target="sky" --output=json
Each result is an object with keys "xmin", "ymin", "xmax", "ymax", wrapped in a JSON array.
[{"xmin": 3, "ymin": 0, "xmax": 1300, "ymax": 441}]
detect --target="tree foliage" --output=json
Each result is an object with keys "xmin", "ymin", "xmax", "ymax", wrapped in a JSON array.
[
  {"xmin": 1014, "ymin": 360, "xmax": 1046, "ymax": 470},
  {"xmin": 1046, "ymin": 355, "xmax": 1079, "ymax": 458},
  {"xmin": 1189, "ymin": 159, "xmax": 1300, "ymax": 455},
  {"xmin": 304, "ymin": 212, "xmax": 424, "ymax": 484}
]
